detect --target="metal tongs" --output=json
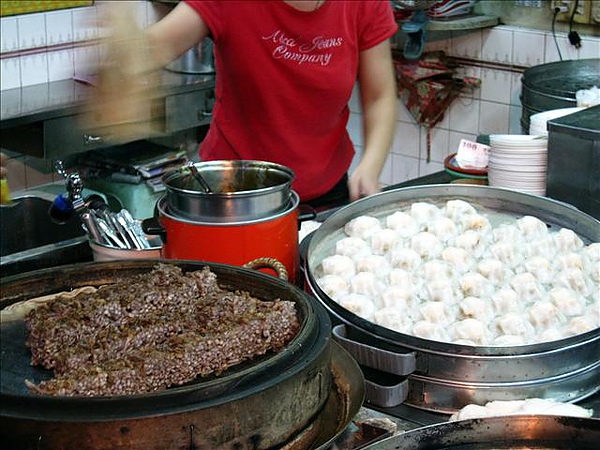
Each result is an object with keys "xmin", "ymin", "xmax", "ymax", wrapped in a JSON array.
[{"xmin": 187, "ymin": 161, "xmax": 213, "ymax": 193}]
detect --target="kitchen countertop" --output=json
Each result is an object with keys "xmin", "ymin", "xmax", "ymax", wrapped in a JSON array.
[{"xmin": 0, "ymin": 70, "xmax": 215, "ymax": 129}]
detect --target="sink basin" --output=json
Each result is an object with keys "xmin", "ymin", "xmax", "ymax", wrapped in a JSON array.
[{"xmin": 0, "ymin": 192, "xmax": 93, "ymax": 277}]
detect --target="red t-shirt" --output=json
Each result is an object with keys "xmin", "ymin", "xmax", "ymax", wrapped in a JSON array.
[{"xmin": 184, "ymin": 0, "xmax": 397, "ymax": 201}]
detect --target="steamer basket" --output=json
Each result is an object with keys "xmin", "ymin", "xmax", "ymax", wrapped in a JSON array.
[{"xmin": 305, "ymin": 184, "xmax": 600, "ymax": 413}]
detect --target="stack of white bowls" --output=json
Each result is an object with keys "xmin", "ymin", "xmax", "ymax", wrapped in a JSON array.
[
  {"xmin": 487, "ymin": 134, "xmax": 548, "ymax": 196},
  {"xmin": 529, "ymin": 107, "xmax": 586, "ymax": 136}
]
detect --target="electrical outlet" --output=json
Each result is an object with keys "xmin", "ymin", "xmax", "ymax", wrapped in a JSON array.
[{"xmin": 551, "ymin": 0, "xmax": 592, "ymax": 24}]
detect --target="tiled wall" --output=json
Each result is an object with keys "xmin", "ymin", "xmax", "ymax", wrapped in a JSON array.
[
  {"xmin": 1, "ymin": 1, "xmax": 599, "ymax": 193},
  {"xmin": 348, "ymin": 25, "xmax": 600, "ymax": 188}
]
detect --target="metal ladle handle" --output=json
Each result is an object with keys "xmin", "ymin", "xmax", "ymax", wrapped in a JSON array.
[{"xmin": 187, "ymin": 162, "xmax": 213, "ymax": 193}]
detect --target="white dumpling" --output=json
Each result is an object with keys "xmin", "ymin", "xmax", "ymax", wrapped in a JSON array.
[
  {"xmin": 390, "ymin": 247, "xmax": 422, "ymax": 271},
  {"xmin": 355, "ymin": 255, "xmax": 391, "ymax": 278},
  {"xmin": 523, "ymin": 256, "xmax": 554, "ymax": 285},
  {"xmin": 388, "ymin": 268, "xmax": 415, "ymax": 289},
  {"xmin": 493, "ymin": 313, "xmax": 535, "ymax": 340},
  {"xmin": 492, "ymin": 224, "xmax": 523, "ymax": 245},
  {"xmin": 344, "ymin": 215, "xmax": 381, "ymax": 240},
  {"xmin": 491, "ymin": 288, "xmax": 521, "ymax": 315},
  {"xmin": 422, "ymin": 259, "xmax": 453, "ymax": 282},
  {"xmin": 412, "ymin": 320, "xmax": 450, "ymax": 342},
  {"xmin": 528, "ymin": 300, "xmax": 564, "ymax": 330},
  {"xmin": 522, "ymin": 234, "xmax": 557, "ymax": 259},
  {"xmin": 459, "ymin": 272, "xmax": 494, "ymax": 298},
  {"xmin": 385, "ymin": 211, "xmax": 419, "ymax": 237},
  {"xmin": 316, "ymin": 275, "xmax": 349, "ymax": 301},
  {"xmin": 338, "ymin": 293, "xmax": 376, "ymax": 321},
  {"xmin": 554, "ymin": 268, "xmax": 593, "ymax": 297},
  {"xmin": 555, "ymin": 252, "xmax": 585, "ymax": 272},
  {"xmin": 410, "ymin": 202, "xmax": 442, "ymax": 227},
  {"xmin": 335, "ymin": 236, "xmax": 371, "ymax": 259},
  {"xmin": 453, "ymin": 230, "xmax": 486, "ymax": 258},
  {"xmin": 444, "ymin": 199, "xmax": 477, "ymax": 221},
  {"xmin": 410, "ymin": 232, "xmax": 443, "ymax": 259},
  {"xmin": 536, "ymin": 327, "xmax": 566, "ymax": 343},
  {"xmin": 426, "ymin": 216, "xmax": 458, "ymax": 241},
  {"xmin": 548, "ymin": 287, "xmax": 585, "ymax": 317},
  {"xmin": 566, "ymin": 315, "xmax": 597, "ymax": 336},
  {"xmin": 370, "ymin": 228, "xmax": 400, "ymax": 255},
  {"xmin": 372, "ymin": 307, "xmax": 413, "ymax": 333},
  {"xmin": 492, "ymin": 334, "xmax": 527, "ymax": 346},
  {"xmin": 452, "ymin": 318, "xmax": 488, "ymax": 345},
  {"xmin": 441, "ymin": 246, "xmax": 472, "ymax": 273},
  {"xmin": 554, "ymin": 228, "xmax": 584, "ymax": 252},
  {"xmin": 350, "ymin": 271, "xmax": 383, "ymax": 297},
  {"xmin": 459, "ymin": 213, "xmax": 492, "ymax": 234},
  {"xmin": 460, "ymin": 296, "xmax": 494, "ymax": 322},
  {"xmin": 380, "ymin": 285, "xmax": 417, "ymax": 312},
  {"xmin": 516, "ymin": 215, "xmax": 548, "ymax": 239},
  {"xmin": 581, "ymin": 242, "xmax": 600, "ymax": 263},
  {"xmin": 419, "ymin": 301, "xmax": 456, "ymax": 325},
  {"xmin": 321, "ymin": 254, "xmax": 356, "ymax": 278},
  {"xmin": 424, "ymin": 278, "xmax": 456, "ymax": 303},
  {"xmin": 488, "ymin": 241, "xmax": 523, "ymax": 269},
  {"xmin": 509, "ymin": 272, "xmax": 545, "ymax": 303},
  {"xmin": 477, "ymin": 258, "xmax": 512, "ymax": 286}
]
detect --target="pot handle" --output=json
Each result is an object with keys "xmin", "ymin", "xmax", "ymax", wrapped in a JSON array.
[
  {"xmin": 363, "ymin": 369, "xmax": 409, "ymax": 408},
  {"xmin": 332, "ymin": 324, "xmax": 416, "ymax": 376},
  {"xmin": 297, "ymin": 204, "xmax": 317, "ymax": 227},
  {"xmin": 141, "ymin": 216, "xmax": 167, "ymax": 244},
  {"xmin": 243, "ymin": 257, "xmax": 288, "ymax": 281}
]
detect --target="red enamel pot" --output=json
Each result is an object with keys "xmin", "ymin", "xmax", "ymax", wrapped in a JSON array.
[{"xmin": 144, "ymin": 192, "xmax": 303, "ymax": 282}]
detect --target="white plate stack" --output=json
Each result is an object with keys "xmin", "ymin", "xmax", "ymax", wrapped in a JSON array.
[
  {"xmin": 487, "ymin": 134, "xmax": 548, "ymax": 196},
  {"xmin": 529, "ymin": 107, "xmax": 586, "ymax": 136}
]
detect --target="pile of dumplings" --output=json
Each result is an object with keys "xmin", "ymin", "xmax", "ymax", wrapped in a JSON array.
[{"xmin": 316, "ymin": 199, "xmax": 600, "ymax": 346}]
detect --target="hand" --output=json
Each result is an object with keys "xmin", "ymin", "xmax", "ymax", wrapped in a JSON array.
[{"xmin": 348, "ymin": 162, "xmax": 381, "ymax": 202}]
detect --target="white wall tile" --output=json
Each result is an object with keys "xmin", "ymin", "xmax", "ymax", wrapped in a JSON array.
[
  {"xmin": 1, "ymin": 17, "xmax": 19, "ymax": 53},
  {"xmin": 480, "ymin": 67, "xmax": 512, "ymax": 104},
  {"xmin": 419, "ymin": 159, "xmax": 444, "ymax": 177},
  {"xmin": 348, "ymin": 83, "xmax": 362, "ymax": 113},
  {"xmin": 48, "ymin": 49, "xmax": 74, "ymax": 82},
  {"xmin": 392, "ymin": 121, "xmax": 421, "ymax": 158},
  {"xmin": 17, "ymin": 13, "xmax": 47, "ymax": 50},
  {"xmin": 482, "ymin": 28, "xmax": 513, "ymax": 64},
  {"xmin": 448, "ymin": 96, "xmax": 480, "ymax": 135},
  {"xmin": 512, "ymin": 29, "xmax": 545, "ymax": 67},
  {"xmin": 379, "ymin": 154, "xmax": 393, "ymax": 186},
  {"xmin": 397, "ymin": 99, "xmax": 416, "ymax": 124},
  {"xmin": 390, "ymin": 154, "xmax": 420, "ymax": 184},
  {"xmin": 73, "ymin": 6, "xmax": 98, "ymax": 42},
  {"xmin": 45, "ymin": 9, "xmax": 73, "ymax": 46},
  {"xmin": 449, "ymin": 30, "xmax": 482, "ymax": 60},
  {"xmin": 544, "ymin": 32, "xmax": 579, "ymax": 63},
  {"xmin": 20, "ymin": 53, "xmax": 49, "ymax": 87},
  {"xmin": 509, "ymin": 71, "xmax": 523, "ymax": 107},
  {"xmin": 428, "ymin": 127, "xmax": 450, "ymax": 163},
  {"xmin": 0, "ymin": 58, "xmax": 21, "ymax": 91},
  {"xmin": 74, "ymin": 44, "xmax": 99, "ymax": 77},
  {"xmin": 479, "ymin": 101, "xmax": 511, "ymax": 135},
  {"xmin": 347, "ymin": 111, "xmax": 364, "ymax": 147},
  {"xmin": 509, "ymin": 104, "xmax": 524, "ymax": 134},
  {"xmin": 578, "ymin": 36, "xmax": 600, "ymax": 60}
]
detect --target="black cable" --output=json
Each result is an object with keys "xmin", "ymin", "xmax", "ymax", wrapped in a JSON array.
[
  {"xmin": 569, "ymin": 0, "xmax": 579, "ymax": 31},
  {"xmin": 568, "ymin": 0, "xmax": 583, "ymax": 49},
  {"xmin": 552, "ymin": 7, "xmax": 563, "ymax": 61}
]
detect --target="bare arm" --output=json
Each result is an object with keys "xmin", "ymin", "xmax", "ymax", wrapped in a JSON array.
[{"xmin": 348, "ymin": 39, "xmax": 397, "ymax": 201}]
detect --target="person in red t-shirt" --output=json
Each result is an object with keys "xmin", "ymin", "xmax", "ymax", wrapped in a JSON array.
[{"xmin": 147, "ymin": 0, "xmax": 398, "ymax": 206}]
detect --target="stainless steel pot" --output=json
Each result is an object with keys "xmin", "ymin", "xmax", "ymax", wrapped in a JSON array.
[
  {"xmin": 305, "ymin": 184, "xmax": 600, "ymax": 413},
  {"xmin": 165, "ymin": 38, "xmax": 215, "ymax": 74},
  {"xmin": 368, "ymin": 415, "xmax": 600, "ymax": 449},
  {"xmin": 0, "ymin": 260, "xmax": 332, "ymax": 449},
  {"xmin": 162, "ymin": 160, "xmax": 295, "ymax": 223}
]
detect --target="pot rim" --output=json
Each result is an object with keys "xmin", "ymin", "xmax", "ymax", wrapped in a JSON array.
[
  {"xmin": 158, "ymin": 190, "xmax": 300, "ymax": 226},
  {"xmin": 162, "ymin": 160, "xmax": 295, "ymax": 197}
]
